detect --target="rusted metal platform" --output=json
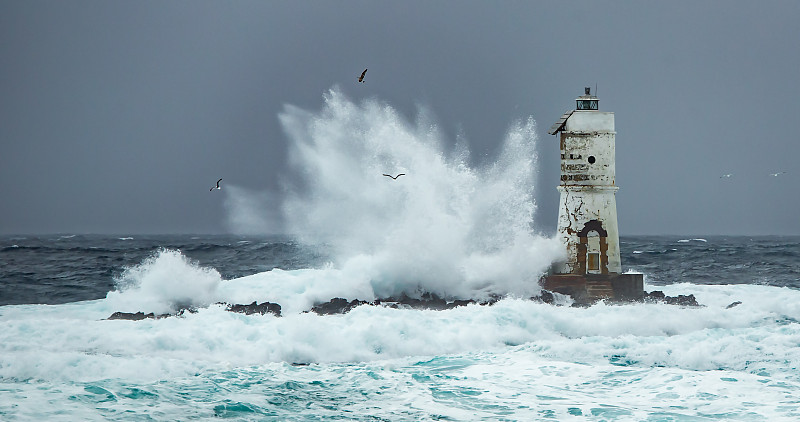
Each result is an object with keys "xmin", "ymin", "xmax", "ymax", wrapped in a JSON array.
[{"xmin": 541, "ymin": 273, "xmax": 644, "ymax": 305}]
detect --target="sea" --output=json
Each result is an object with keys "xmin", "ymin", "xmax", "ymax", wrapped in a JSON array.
[
  {"xmin": 2, "ymin": 236, "xmax": 799, "ymax": 421},
  {"xmin": 3, "ymin": 90, "xmax": 800, "ymax": 420}
]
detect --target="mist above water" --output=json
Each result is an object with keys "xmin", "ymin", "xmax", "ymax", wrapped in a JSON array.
[
  {"xmin": 104, "ymin": 89, "xmax": 563, "ymax": 314},
  {"xmin": 277, "ymin": 88, "xmax": 563, "ymax": 300}
]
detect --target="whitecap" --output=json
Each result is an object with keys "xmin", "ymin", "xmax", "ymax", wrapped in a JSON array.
[
  {"xmin": 2, "ymin": 282, "xmax": 799, "ymax": 382},
  {"xmin": 105, "ymin": 249, "xmax": 223, "ymax": 314},
  {"xmin": 678, "ymin": 238, "xmax": 707, "ymax": 243}
]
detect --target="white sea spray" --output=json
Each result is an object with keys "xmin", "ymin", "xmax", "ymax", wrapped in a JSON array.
[
  {"xmin": 105, "ymin": 249, "xmax": 223, "ymax": 314},
  {"xmin": 277, "ymin": 87, "xmax": 563, "ymax": 301}
]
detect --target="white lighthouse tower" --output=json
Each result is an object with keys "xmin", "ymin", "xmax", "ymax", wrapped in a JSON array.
[{"xmin": 543, "ymin": 88, "xmax": 642, "ymax": 303}]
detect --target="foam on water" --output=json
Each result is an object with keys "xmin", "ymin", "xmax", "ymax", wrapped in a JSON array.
[
  {"xmin": 2, "ymin": 284, "xmax": 800, "ymax": 419},
  {"xmin": 2, "ymin": 283, "xmax": 800, "ymax": 378}
]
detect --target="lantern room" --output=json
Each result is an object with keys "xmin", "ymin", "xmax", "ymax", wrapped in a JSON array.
[{"xmin": 576, "ymin": 87, "xmax": 598, "ymax": 111}]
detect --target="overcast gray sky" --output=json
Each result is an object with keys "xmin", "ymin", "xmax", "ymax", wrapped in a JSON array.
[{"xmin": 1, "ymin": 0, "xmax": 798, "ymax": 235}]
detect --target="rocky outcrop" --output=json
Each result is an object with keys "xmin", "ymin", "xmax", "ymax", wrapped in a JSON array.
[
  {"xmin": 725, "ymin": 301, "xmax": 742, "ymax": 309},
  {"xmin": 106, "ymin": 289, "xmax": 702, "ymax": 320},
  {"xmin": 310, "ymin": 298, "xmax": 370, "ymax": 315},
  {"xmin": 308, "ymin": 293, "xmax": 494, "ymax": 315},
  {"xmin": 107, "ymin": 311, "xmax": 167, "ymax": 320},
  {"xmin": 225, "ymin": 301, "xmax": 281, "ymax": 316},
  {"xmin": 105, "ymin": 301, "xmax": 280, "ymax": 320},
  {"xmin": 306, "ymin": 291, "xmax": 568, "ymax": 315},
  {"xmin": 374, "ymin": 292, "xmax": 494, "ymax": 311},
  {"xmin": 641, "ymin": 290, "xmax": 701, "ymax": 307},
  {"xmin": 531, "ymin": 290, "xmax": 556, "ymax": 304}
]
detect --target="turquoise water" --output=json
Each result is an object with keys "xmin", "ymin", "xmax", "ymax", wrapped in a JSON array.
[{"xmin": 2, "ymin": 275, "xmax": 800, "ymax": 420}]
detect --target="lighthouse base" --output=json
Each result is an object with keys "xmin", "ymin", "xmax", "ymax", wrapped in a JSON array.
[{"xmin": 541, "ymin": 273, "xmax": 644, "ymax": 306}]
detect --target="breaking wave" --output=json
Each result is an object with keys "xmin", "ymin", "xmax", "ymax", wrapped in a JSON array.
[{"xmin": 275, "ymin": 87, "xmax": 562, "ymax": 302}]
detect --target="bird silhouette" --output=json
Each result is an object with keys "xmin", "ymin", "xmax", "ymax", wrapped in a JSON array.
[
  {"xmin": 719, "ymin": 174, "xmax": 733, "ymax": 179},
  {"xmin": 770, "ymin": 171, "xmax": 786, "ymax": 177},
  {"xmin": 358, "ymin": 68, "xmax": 367, "ymax": 83},
  {"xmin": 210, "ymin": 178, "xmax": 222, "ymax": 191},
  {"xmin": 383, "ymin": 173, "xmax": 405, "ymax": 180}
]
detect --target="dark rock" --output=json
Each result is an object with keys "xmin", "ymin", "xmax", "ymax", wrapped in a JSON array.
[
  {"xmin": 531, "ymin": 290, "xmax": 556, "ymax": 304},
  {"xmin": 725, "ymin": 301, "xmax": 742, "ymax": 309},
  {"xmin": 448, "ymin": 299, "xmax": 475, "ymax": 308},
  {"xmin": 375, "ymin": 292, "xmax": 483, "ymax": 311},
  {"xmin": 109, "ymin": 291, "xmax": 547, "ymax": 321},
  {"xmin": 310, "ymin": 298, "xmax": 369, "ymax": 315},
  {"xmin": 664, "ymin": 294, "xmax": 701, "ymax": 307},
  {"xmin": 175, "ymin": 307, "xmax": 198, "ymax": 316},
  {"xmin": 644, "ymin": 290, "xmax": 666, "ymax": 301},
  {"xmin": 107, "ymin": 301, "xmax": 280, "ymax": 321},
  {"xmin": 308, "ymin": 293, "xmax": 490, "ymax": 315},
  {"xmin": 377, "ymin": 292, "xmax": 449, "ymax": 310},
  {"xmin": 226, "ymin": 301, "xmax": 281, "ymax": 317},
  {"xmin": 642, "ymin": 290, "xmax": 701, "ymax": 307},
  {"xmin": 107, "ymin": 311, "xmax": 155, "ymax": 321}
]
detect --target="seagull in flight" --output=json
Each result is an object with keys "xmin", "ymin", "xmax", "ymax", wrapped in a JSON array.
[
  {"xmin": 770, "ymin": 171, "xmax": 786, "ymax": 177},
  {"xmin": 210, "ymin": 178, "xmax": 222, "ymax": 191},
  {"xmin": 358, "ymin": 68, "xmax": 367, "ymax": 83},
  {"xmin": 719, "ymin": 174, "xmax": 733, "ymax": 179},
  {"xmin": 383, "ymin": 173, "xmax": 405, "ymax": 180}
]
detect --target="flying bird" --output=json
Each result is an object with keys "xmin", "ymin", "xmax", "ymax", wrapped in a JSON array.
[
  {"xmin": 358, "ymin": 68, "xmax": 367, "ymax": 83},
  {"xmin": 719, "ymin": 174, "xmax": 733, "ymax": 179},
  {"xmin": 383, "ymin": 173, "xmax": 405, "ymax": 180},
  {"xmin": 210, "ymin": 178, "xmax": 223, "ymax": 191},
  {"xmin": 770, "ymin": 171, "xmax": 786, "ymax": 177}
]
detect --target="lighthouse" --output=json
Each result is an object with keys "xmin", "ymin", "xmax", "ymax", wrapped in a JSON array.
[{"xmin": 542, "ymin": 88, "xmax": 643, "ymax": 303}]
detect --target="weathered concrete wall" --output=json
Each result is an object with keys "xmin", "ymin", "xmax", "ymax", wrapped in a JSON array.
[
  {"xmin": 541, "ymin": 273, "xmax": 644, "ymax": 305},
  {"xmin": 565, "ymin": 111, "xmax": 614, "ymax": 132},
  {"xmin": 559, "ymin": 132, "xmax": 615, "ymax": 186},
  {"xmin": 555, "ymin": 187, "xmax": 621, "ymax": 274},
  {"xmin": 554, "ymin": 110, "xmax": 621, "ymax": 275}
]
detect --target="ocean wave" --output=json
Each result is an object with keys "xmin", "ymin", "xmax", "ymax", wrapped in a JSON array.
[
  {"xmin": 105, "ymin": 249, "xmax": 223, "ymax": 314},
  {"xmin": 2, "ymin": 282, "xmax": 799, "ymax": 383},
  {"xmin": 277, "ymin": 88, "xmax": 564, "ymax": 298}
]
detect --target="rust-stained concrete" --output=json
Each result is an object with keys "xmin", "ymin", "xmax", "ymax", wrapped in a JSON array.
[
  {"xmin": 541, "ymin": 273, "xmax": 644, "ymax": 306},
  {"xmin": 543, "ymin": 89, "xmax": 643, "ymax": 304}
]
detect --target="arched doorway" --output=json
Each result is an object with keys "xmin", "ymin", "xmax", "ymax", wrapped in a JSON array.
[{"xmin": 576, "ymin": 219, "xmax": 609, "ymax": 275}]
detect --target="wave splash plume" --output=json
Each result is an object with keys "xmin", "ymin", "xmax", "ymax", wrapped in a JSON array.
[
  {"xmin": 98, "ymin": 88, "xmax": 562, "ymax": 315},
  {"xmin": 277, "ymin": 88, "xmax": 562, "ymax": 303},
  {"xmin": 105, "ymin": 249, "xmax": 223, "ymax": 314}
]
